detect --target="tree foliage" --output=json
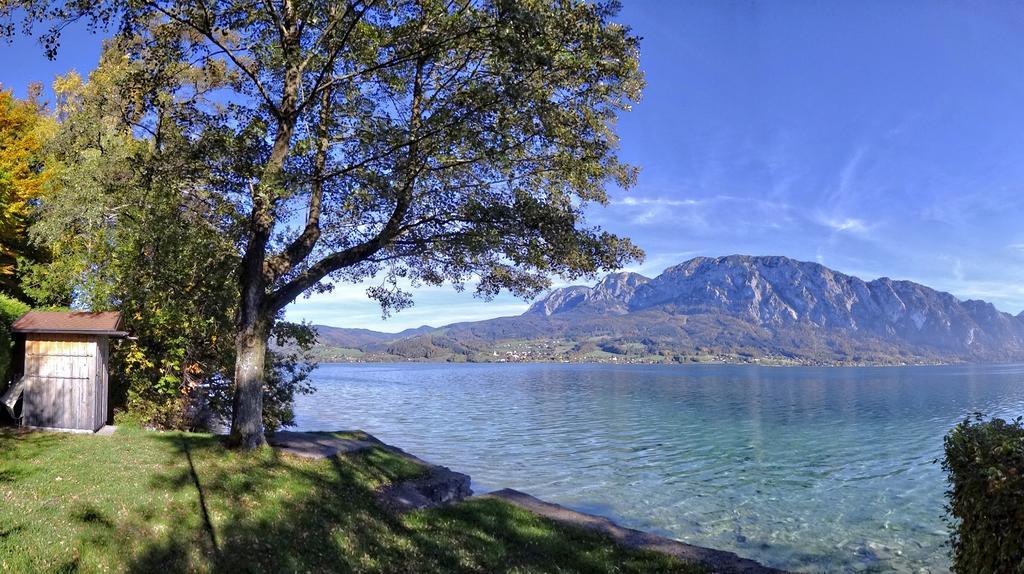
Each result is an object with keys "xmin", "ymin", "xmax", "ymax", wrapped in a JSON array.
[
  {"xmin": 0, "ymin": 293, "xmax": 30, "ymax": 395},
  {"xmin": 28, "ymin": 52, "xmax": 314, "ymax": 431},
  {"xmin": 5, "ymin": 0, "xmax": 645, "ymax": 447},
  {"xmin": 0, "ymin": 84, "xmax": 52, "ymax": 298},
  {"xmin": 942, "ymin": 414, "xmax": 1024, "ymax": 574}
]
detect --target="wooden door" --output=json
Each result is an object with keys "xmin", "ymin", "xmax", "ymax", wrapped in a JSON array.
[{"xmin": 23, "ymin": 335, "xmax": 96, "ymax": 430}]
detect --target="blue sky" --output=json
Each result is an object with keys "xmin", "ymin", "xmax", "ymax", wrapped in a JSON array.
[{"xmin": 5, "ymin": 1, "xmax": 1024, "ymax": 330}]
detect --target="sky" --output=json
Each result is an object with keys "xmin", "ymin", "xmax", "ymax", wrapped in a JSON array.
[{"xmin": 4, "ymin": 1, "xmax": 1024, "ymax": 330}]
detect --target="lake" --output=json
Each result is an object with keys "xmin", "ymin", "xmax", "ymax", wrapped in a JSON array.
[{"xmin": 292, "ymin": 362, "xmax": 1024, "ymax": 573}]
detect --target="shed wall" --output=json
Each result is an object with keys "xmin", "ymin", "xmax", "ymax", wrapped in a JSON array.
[{"xmin": 23, "ymin": 335, "xmax": 100, "ymax": 431}]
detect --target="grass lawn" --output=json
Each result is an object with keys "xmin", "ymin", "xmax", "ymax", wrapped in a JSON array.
[{"xmin": 0, "ymin": 427, "xmax": 705, "ymax": 574}]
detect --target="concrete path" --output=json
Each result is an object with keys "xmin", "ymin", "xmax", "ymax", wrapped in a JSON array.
[
  {"xmin": 266, "ymin": 431, "xmax": 383, "ymax": 458},
  {"xmin": 482, "ymin": 489, "xmax": 789, "ymax": 574}
]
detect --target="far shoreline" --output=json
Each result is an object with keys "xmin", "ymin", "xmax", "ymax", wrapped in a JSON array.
[{"xmin": 309, "ymin": 358, "xmax": 1010, "ymax": 368}]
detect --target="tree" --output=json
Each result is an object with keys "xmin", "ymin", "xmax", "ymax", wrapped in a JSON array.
[
  {"xmin": 4, "ymin": 0, "xmax": 644, "ymax": 449},
  {"xmin": 0, "ymin": 84, "xmax": 52, "ymax": 299},
  {"xmin": 27, "ymin": 53, "xmax": 316, "ymax": 431}
]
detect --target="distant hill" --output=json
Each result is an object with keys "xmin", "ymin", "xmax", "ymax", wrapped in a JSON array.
[
  {"xmin": 311, "ymin": 255, "xmax": 1024, "ymax": 365},
  {"xmin": 314, "ymin": 324, "xmax": 434, "ymax": 349}
]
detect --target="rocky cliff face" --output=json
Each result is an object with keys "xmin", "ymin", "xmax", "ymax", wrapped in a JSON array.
[{"xmin": 527, "ymin": 255, "xmax": 1024, "ymax": 358}]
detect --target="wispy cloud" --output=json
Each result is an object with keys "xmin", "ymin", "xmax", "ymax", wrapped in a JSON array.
[
  {"xmin": 615, "ymin": 197, "xmax": 701, "ymax": 207},
  {"xmin": 838, "ymin": 146, "xmax": 867, "ymax": 191},
  {"xmin": 951, "ymin": 257, "xmax": 965, "ymax": 282},
  {"xmin": 287, "ymin": 302, "xmax": 531, "ymax": 332},
  {"xmin": 609, "ymin": 195, "xmax": 706, "ymax": 226},
  {"xmin": 945, "ymin": 280, "xmax": 1024, "ymax": 307},
  {"xmin": 819, "ymin": 216, "xmax": 871, "ymax": 234},
  {"xmin": 606, "ymin": 194, "xmax": 799, "ymax": 231},
  {"xmin": 286, "ymin": 280, "xmax": 531, "ymax": 331},
  {"xmin": 609, "ymin": 196, "xmax": 704, "ymax": 225},
  {"xmin": 902, "ymin": 257, "xmax": 1024, "ymax": 314},
  {"xmin": 283, "ymin": 277, "xmax": 534, "ymax": 331},
  {"xmin": 826, "ymin": 144, "xmax": 872, "ymax": 210}
]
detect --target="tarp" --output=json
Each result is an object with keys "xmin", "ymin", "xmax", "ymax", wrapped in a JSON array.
[{"xmin": 1, "ymin": 375, "xmax": 26, "ymax": 419}]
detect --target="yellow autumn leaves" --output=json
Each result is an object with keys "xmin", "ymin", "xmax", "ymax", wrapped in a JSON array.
[{"xmin": 0, "ymin": 84, "xmax": 53, "ymax": 282}]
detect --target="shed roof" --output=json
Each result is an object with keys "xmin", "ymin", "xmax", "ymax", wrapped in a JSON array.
[{"xmin": 12, "ymin": 311, "xmax": 127, "ymax": 336}]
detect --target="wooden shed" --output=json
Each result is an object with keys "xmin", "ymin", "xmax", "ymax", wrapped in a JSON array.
[{"xmin": 6, "ymin": 311, "xmax": 126, "ymax": 432}]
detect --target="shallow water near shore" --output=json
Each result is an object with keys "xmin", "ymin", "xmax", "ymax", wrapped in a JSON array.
[{"xmin": 293, "ymin": 362, "xmax": 1024, "ymax": 573}]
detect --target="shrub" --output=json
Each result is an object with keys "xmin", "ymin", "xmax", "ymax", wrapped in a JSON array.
[
  {"xmin": 942, "ymin": 414, "xmax": 1024, "ymax": 574},
  {"xmin": 0, "ymin": 294, "xmax": 30, "ymax": 386}
]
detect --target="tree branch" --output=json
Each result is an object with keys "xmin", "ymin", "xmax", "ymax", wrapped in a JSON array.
[
  {"xmin": 268, "ymin": 49, "xmax": 429, "ymax": 311},
  {"xmin": 149, "ymin": 1, "xmax": 281, "ymax": 117},
  {"xmin": 265, "ymin": 84, "xmax": 332, "ymax": 280}
]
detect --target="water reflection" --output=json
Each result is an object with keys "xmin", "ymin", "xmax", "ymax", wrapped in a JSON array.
[{"xmin": 293, "ymin": 363, "xmax": 1024, "ymax": 573}]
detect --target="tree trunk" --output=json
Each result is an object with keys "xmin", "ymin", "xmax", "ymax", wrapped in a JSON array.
[
  {"xmin": 228, "ymin": 296, "xmax": 271, "ymax": 449},
  {"xmin": 224, "ymin": 13, "xmax": 306, "ymax": 450}
]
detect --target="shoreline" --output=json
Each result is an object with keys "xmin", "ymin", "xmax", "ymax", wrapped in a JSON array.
[
  {"xmin": 482, "ymin": 488, "xmax": 787, "ymax": 574},
  {"xmin": 269, "ymin": 430, "xmax": 787, "ymax": 574}
]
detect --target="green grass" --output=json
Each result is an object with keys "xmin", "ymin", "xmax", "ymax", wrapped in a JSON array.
[{"xmin": 0, "ymin": 428, "xmax": 705, "ymax": 574}]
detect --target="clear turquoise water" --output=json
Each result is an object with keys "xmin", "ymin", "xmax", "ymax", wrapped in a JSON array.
[{"xmin": 293, "ymin": 363, "xmax": 1024, "ymax": 573}]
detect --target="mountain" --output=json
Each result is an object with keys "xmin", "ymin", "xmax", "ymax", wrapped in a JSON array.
[
  {"xmin": 314, "ymin": 324, "xmax": 434, "ymax": 350},
  {"xmin": 313, "ymin": 255, "xmax": 1024, "ymax": 365},
  {"xmin": 527, "ymin": 272, "xmax": 650, "ymax": 315}
]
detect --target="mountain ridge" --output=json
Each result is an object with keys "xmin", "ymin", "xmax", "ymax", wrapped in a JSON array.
[{"xmin": 309, "ymin": 255, "xmax": 1024, "ymax": 365}]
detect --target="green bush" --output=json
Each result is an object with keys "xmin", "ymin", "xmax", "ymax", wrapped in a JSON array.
[
  {"xmin": 942, "ymin": 414, "xmax": 1024, "ymax": 574},
  {"xmin": 0, "ymin": 294, "xmax": 30, "ymax": 387}
]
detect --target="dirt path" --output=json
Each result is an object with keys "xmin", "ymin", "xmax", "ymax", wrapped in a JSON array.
[{"xmin": 266, "ymin": 431, "xmax": 383, "ymax": 458}]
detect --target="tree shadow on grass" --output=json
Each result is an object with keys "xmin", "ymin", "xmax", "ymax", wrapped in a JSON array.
[
  {"xmin": 182, "ymin": 440, "xmax": 219, "ymax": 551},
  {"xmin": 114, "ymin": 432, "xmax": 699, "ymax": 574},
  {"xmin": 402, "ymin": 497, "xmax": 699, "ymax": 573},
  {"xmin": 123, "ymin": 433, "xmax": 420, "ymax": 573}
]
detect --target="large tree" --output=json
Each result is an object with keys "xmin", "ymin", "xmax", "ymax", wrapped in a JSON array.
[{"xmin": 4, "ymin": 0, "xmax": 644, "ymax": 449}]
